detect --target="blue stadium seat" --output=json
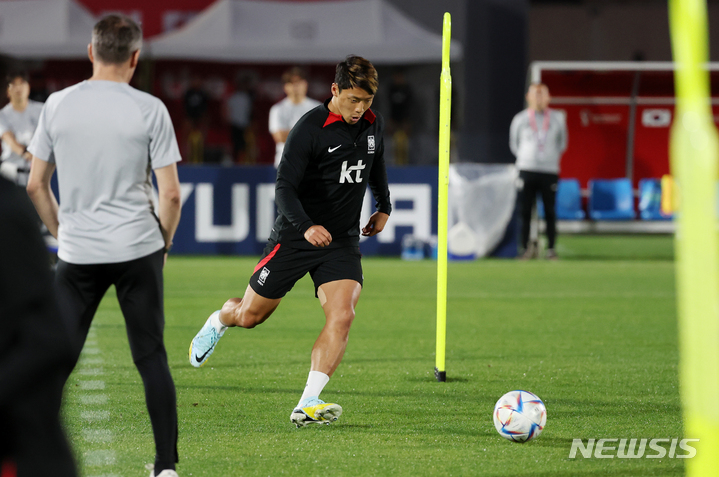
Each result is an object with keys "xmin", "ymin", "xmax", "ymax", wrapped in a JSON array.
[
  {"xmin": 638, "ymin": 178, "xmax": 672, "ymax": 220},
  {"xmin": 536, "ymin": 179, "xmax": 586, "ymax": 220},
  {"xmin": 556, "ymin": 179, "xmax": 586, "ymax": 220},
  {"xmin": 588, "ymin": 178, "xmax": 636, "ymax": 220}
]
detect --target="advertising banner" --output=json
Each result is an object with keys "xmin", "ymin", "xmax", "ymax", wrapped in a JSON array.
[{"xmin": 171, "ymin": 165, "xmax": 439, "ymax": 256}]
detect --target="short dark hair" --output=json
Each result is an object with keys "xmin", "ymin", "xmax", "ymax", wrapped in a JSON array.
[
  {"xmin": 282, "ymin": 67, "xmax": 307, "ymax": 84},
  {"xmin": 6, "ymin": 70, "xmax": 29, "ymax": 87},
  {"xmin": 91, "ymin": 14, "xmax": 142, "ymax": 65},
  {"xmin": 528, "ymin": 82, "xmax": 548, "ymax": 92},
  {"xmin": 334, "ymin": 55, "xmax": 378, "ymax": 95}
]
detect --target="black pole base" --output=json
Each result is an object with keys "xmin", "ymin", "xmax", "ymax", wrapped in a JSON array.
[{"xmin": 435, "ymin": 367, "xmax": 446, "ymax": 382}]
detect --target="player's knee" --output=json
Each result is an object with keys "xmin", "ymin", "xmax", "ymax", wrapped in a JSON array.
[
  {"xmin": 133, "ymin": 343, "xmax": 168, "ymax": 370},
  {"xmin": 329, "ymin": 308, "xmax": 355, "ymax": 330}
]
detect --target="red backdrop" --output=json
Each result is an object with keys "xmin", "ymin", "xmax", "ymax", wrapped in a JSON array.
[{"xmin": 543, "ymin": 69, "xmax": 719, "ymax": 188}]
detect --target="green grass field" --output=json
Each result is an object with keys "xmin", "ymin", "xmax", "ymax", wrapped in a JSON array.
[{"xmin": 62, "ymin": 235, "xmax": 683, "ymax": 476}]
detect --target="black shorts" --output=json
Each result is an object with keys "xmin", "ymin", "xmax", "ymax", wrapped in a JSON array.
[{"xmin": 249, "ymin": 242, "xmax": 363, "ymax": 299}]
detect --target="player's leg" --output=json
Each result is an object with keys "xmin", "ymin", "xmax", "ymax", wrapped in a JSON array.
[
  {"xmin": 113, "ymin": 249, "xmax": 177, "ymax": 474},
  {"xmin": 189, "ymin": 284, "xmax": 281, "ymax": 367},
  {"xmin": 539, "ymin": 173, "xmax": 559, "ymax": 259},
  {"xmin": 311, "ymin": 279, "xmax": 362, "ymax": 376},
  {"xmin": 54, "ymin": 259, "xmax": 112, "ymax": 374},
  {"xmin": 291, "ymin": 249, "xmax": 363, "ymax": 427},
  {"xmin": 190, "ymin": 242, "xmax": 296, "ymax": 367},
  {"xmin": 518, "ymin": 171, "xmax": 538, "ymax": 258},
  {"xmin": 219, "ymin": 284, "xmax": 281, "ymax": 329},
  {"xmin": 291, "ymin": 279, "xmax": 361, "ymax": 427}
]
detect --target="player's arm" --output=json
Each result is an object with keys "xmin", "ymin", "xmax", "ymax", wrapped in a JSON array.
[
  {"xmin": 364, "ymin": 124, "xmax": 391, "ymax": 237},
  {"xmin": 557, "ymin": 111, "xmax": 568, "ymax": 154},
  {"xmin": 154, "ymin": 163, "xmax": 181, "ymax": 252},
  {"xmin": 147, "ymin": 99, "xmax": 183, "ymax": 255},
  {"xmin": 275, "ymin": 122, "xmax": 331, "ymax": 247},
  {"xmin": 26, "ymin": 156, "xmax": 59, "ymax": 237},
  {"xmin": 271, "ymin": 130, "xmax": 290, "ymax": 144},
  {"xmin": 509, "ymin": 114, "xmax": 520, "ymax": 157},
  {"xmin": 268, "ymin": 105, "xmax": 290, "ymax": 144},
  {"xmin": 1, "ymin": 131, "xmax": 33, "ymax": 162}
]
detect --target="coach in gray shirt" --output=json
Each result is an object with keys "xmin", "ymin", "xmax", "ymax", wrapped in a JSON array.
[
  {"xmin": 27, "ymin": 15, "xmax": 182, "ymax": 477},
  {"xmin": 510, "ymin": 83, "xmax": 568, "ymax": 260}
]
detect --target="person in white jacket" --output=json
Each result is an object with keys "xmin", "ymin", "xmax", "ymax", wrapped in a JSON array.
[
  {"xmin": 268, "ymin": 67, "xmax": 321, "ymax": 167},
  {"xmin": 509, "ymin": 83, "xmax": 568, "ymax": 260}
]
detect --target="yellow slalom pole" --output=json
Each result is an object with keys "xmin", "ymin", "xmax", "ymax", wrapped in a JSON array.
[
  {"xmin": 669, "ymin": 0, "xmax": 719, "ymax": 473},
  {"xmin": 435, "ymin": 12, "xmax": 452, "ymax": 382}
]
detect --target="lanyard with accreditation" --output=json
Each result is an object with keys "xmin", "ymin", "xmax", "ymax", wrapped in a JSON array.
[{"xmin": 528, "ymin": 108, "xmax": 551, "ymax": 156}]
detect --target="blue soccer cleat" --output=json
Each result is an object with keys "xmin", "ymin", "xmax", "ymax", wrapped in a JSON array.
[
  {"xmin": 290, "ymin": 396, "xmax": 343, "ymax": 428},
  {"xmin": 189, "ymin": 310, "xmax": 225, "ymax": 368}
]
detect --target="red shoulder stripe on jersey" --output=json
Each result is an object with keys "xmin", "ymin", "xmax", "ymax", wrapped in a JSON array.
[
  {"xmin": 363, "ymin": 108, "xmax": 376, "ymax": 124},
  {"xmin": 254, "ymin": 243, "xmax": 281, "ymax": 273},
  {"xmin": 323, "ymin": 111, "xmax": 344, "ymax": 127}
]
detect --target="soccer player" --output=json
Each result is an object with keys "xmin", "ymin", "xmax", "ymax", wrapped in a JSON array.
[
  {"xmin": 26, "ymin": 15, "xmax": 182, "ymax": 477},
  {"xmin": 0, "ymin": 70, "xmax": 44, "ymax": 188},
  {"xmin": 189, "ymin": 55, "xmax": 392, "ymax": 428},
  {"xmin": 269, "ymin": 67, "xmax": 321, "ymax": 167},
  {"xmin": 510, "ymin": 83, "xmax": 568, "ymax": 260}
]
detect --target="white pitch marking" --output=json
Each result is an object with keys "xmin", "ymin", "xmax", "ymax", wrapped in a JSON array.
[
  {"xmin": 80, "ymin": 411, "xmax": 110, "ymax": 421},
  {"xmin": 84, "ymin": 450, "xmax": 116, "ymax": 466},
  {"xmin": 79, "ymin": 394, "xmax": 109, "ymax": 405},
  {"xmin": 76, "ymin": 329, "xmax": 115, "ymax": 475},
  {"xmin": 79, "ymin": 357, "xmax": 105, "ymax": 365},
  {"xmin": 82, "ymin": 429, "xmax": 113, "ymax": 443},
  {"xmin": 79, "ymin": 380, "xmax": 106, "ymax": 390},
  {"xmin": 78, "ymin": 367, "xmax": 104, "ymax": 376}
]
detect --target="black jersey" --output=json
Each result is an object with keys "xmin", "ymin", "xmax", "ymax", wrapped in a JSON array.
[{"xmin": 272, "ymin": 98, "xmax": 392, "ymax": 250}]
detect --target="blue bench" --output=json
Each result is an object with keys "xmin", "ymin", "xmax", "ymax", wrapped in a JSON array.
[{"xmin": 588, "ymin": 178, "xmax": 636, "ymax": 220}]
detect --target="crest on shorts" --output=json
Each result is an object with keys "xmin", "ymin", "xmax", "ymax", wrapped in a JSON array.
[
  {"xmin": 258, "ymin": 267, "xmax": 270, "ymax": 286},
  {"xmin": 368, "ymin": 135, "xmax": 375, "ymax": 154}
]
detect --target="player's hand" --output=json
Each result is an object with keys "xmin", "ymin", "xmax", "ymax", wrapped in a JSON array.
[
  {"xmin": 304, "ymin": 225, "xmax": 332, "ymax": 247},
  {"xmin": 361, "ymin": 212, "xmax": 389, "ymax": 237}
]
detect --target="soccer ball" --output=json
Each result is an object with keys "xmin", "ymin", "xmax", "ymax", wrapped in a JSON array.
[{"xmin": 493, "ymin": 390, "xmax": 547, "ymax": 443}]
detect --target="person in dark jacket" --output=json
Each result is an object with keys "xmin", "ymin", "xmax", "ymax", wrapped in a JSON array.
[{"xmin": 0, "ymin": 176, "xmax": 77, "ymax": 477}]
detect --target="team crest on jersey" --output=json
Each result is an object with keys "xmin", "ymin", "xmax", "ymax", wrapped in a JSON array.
[
  {"xmin": 258, "ymin": 267, "xmax": 270, "ymax": 286},
  {"xmin": 368, "ymin": 135, "xmax": 375, "ymax": 154}
]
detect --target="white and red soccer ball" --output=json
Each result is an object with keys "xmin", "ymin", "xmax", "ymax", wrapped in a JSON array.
[{"xmin": 493, "ymin": 390, "xmax": 547, "ymax": 443}]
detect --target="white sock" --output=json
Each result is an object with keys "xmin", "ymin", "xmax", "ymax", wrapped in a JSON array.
[
  {"xmin": 297, "ymin": 371, "xmax": 330, "ymax": 406},
  {"xmin": 210, "ymin": 310, "xmax": 228, "ymax": 334}
]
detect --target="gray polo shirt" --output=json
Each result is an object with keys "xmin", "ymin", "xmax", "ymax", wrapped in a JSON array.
[
  {"xmin": 0, "ymin": 100, "xmax": 43, "ymax": 170},
  {"xmin": 509, "ymin": 108, "xmax": 568, "ymax": 174},
  {"xmin": 28, "ymin": 80, "xmax": 181, "ymax": 265},
  {"xmin": 268, "ymin": 96, "xmax": 321, "ymax": 167}
]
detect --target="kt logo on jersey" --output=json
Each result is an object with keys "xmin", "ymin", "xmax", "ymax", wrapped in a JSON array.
[{"xmin": 339, "ymin": 160, "xmax": 366, "ymax": 184}]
